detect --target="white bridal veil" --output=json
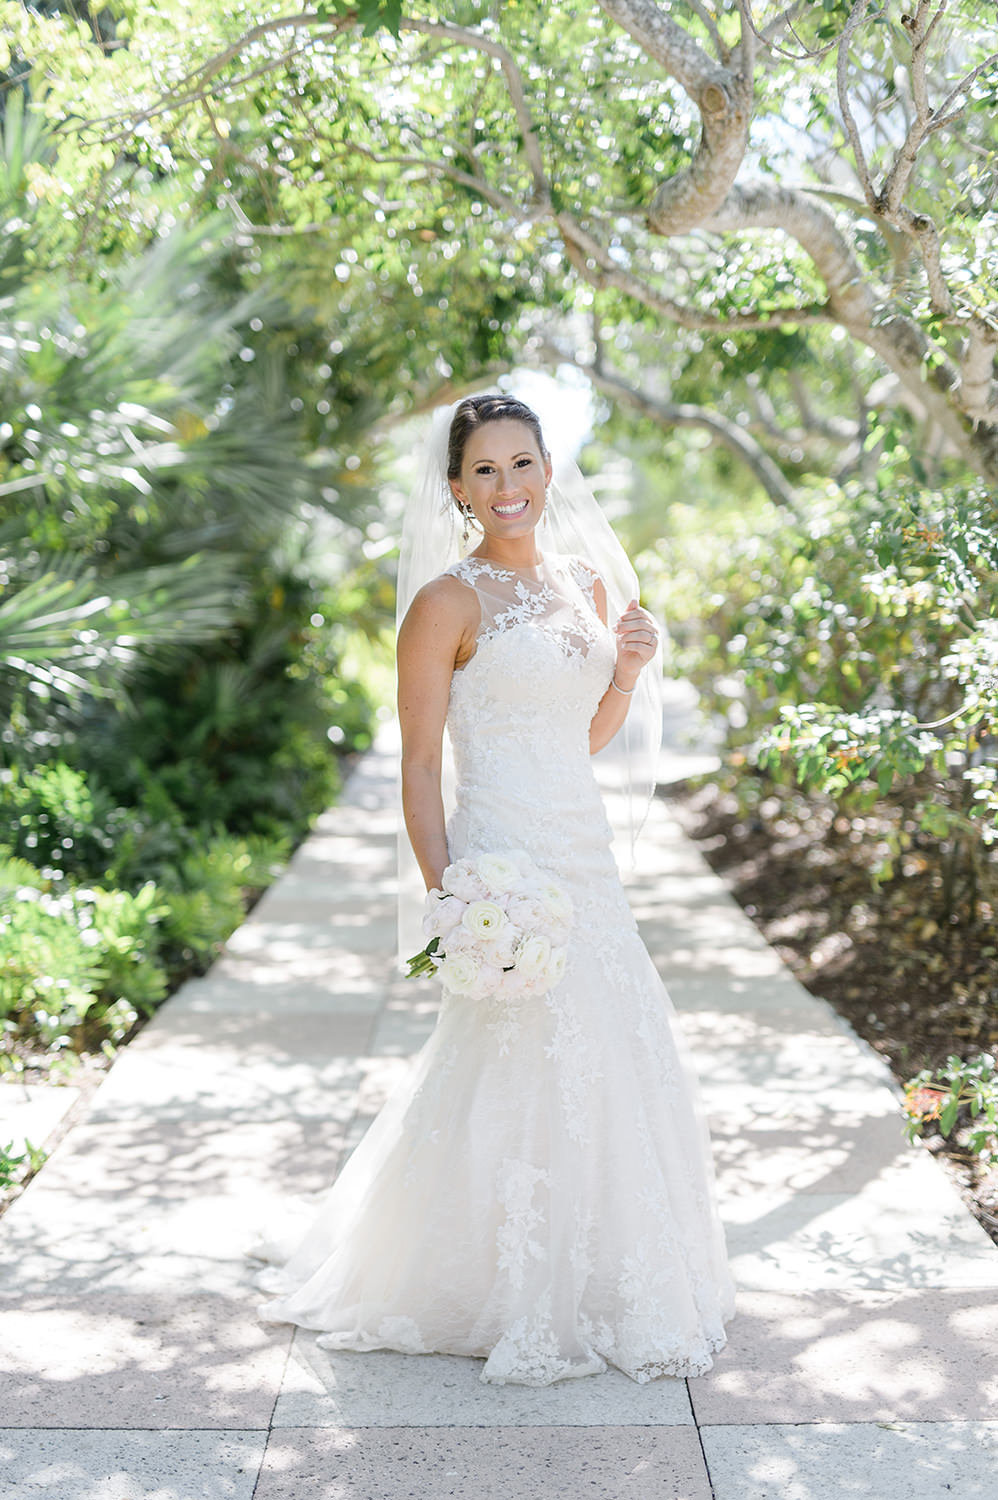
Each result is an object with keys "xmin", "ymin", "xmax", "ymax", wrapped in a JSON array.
[{"xmin": 394, "ymin": 396, "xmax": 665, "ymax": 964}]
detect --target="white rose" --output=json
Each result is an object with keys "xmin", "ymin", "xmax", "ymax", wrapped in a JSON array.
[
  {"xmin": 435, "ymin": 952, "xmax": 480, "ymax": 994},
  {"xmin": 515, "ymin": 933, "xmax": 552, "ymax": 980},
  {"xmin": 473, "ymin": 853, "xmax": 522, "ymax": 893},
  {"xmin": 422, "ymin": 894, "xmax": 466, "ymax": 939},
  {"xmin": 462, "ymin": 899, "xmax": 507, "ymax": 940},
  {"xmin": 442, "ymin": 859, "xmax": 486, "ymax": 902}
]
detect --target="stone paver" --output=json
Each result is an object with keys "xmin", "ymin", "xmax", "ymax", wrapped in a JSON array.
[
  {"xmin": 1, "ymin": 1292, "xmax": 290, "ymax": 1429},
  {"xmin": 254, "ymin": 1426, "xmax": 714, "ymax": 1500},
  {"xmin": 0, "ymin": 729, "xmax": 995, "ymax": 1499},
  {"xmin": 272, "ymin": 1339, "xmax": 694, "ymax": 1427},
  {"xmin": 689, "ymin": 1289, "xmax": 998, "ymax": 1425},
  {"xmin": 0, "ymin": 1430, "xmax": 267, "ymax": 1500},
  {"xmin": 700, "ymin": 1421, "xmax": 998, "ymax": 1500}
]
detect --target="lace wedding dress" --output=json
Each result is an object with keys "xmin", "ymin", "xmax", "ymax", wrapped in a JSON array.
[{"xmin": 257, "ymin": 553, "xmax": 735, "ymax": 1385}]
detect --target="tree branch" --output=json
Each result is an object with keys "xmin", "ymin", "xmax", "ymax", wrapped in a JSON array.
[
  {"xmin": 930, "ymin": 45, "xmax": 998, "ymax": 130},
  {"xmin": 895, "ymin": 208, "xmax": 954, "ymax": 316},
  {"xmin": 685, "ymin": 0, "xmax": 728, "ymax": 64},
  {"xmin": 329, "ymin": 139, "xmax": 528, "ymax": 217},
  {"xmin": 760, "ymin": 2, "xmax": 807, "ymax": 47},
  {"xmin": 836, "ymin": 1, "xmax": 877, "ymax": 206},
  {"xmin": 596, "ymin": 0, "xmax": 730, "ymax": 97},
  {"xmin": 555, "ymin": 210, "xmax": 831, "ymax": 331},
  {"xmin": 960, "ymin": 317, "xmax": 998, "ymax": 421},
  {"xmin": 732, "ymin": 0, "xmax": 757, "ymax": 75},
  {"xmin": 597, "ymin": 0, "xmax": 754, "ymax": 235},
  {"xmin": 74, "ymin": 12, "xmax": 348, "ymax": 138},
  {"xmin": 698, "ymin": 179, "xmax": 997, "ymax": 467},
  {"xmin": 86, "ymin": 38, "xmax": 339, "ymax": 145},
  {"xmin": 584, "ymin": 352, "xmax": 801, "ymax": 511},
  {"xmin": 401, "ymin": 16, "xmax": 550, "ymax": 206},
  {"xmin": 879, "ymin": 1, "xmax": 943, "ymax": 214},
  {"xmin": 705, "ymin": 182, "xmax": 876, "ymax": 325}
]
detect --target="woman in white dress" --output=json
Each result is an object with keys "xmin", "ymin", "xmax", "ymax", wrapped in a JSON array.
[{"xmin": 258, "ymin": 394, "xmax": 734, "ymax": 1385}]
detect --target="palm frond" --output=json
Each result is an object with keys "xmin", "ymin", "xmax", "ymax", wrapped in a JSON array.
[{"xmin": 0, "ymin": 555, "xmax": 242, "ymax": 714}]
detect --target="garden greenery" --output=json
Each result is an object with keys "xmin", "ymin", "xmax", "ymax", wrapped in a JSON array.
[{"xmin": 0, "ymin": 97, "xmax": 391, "ymax": 1106}]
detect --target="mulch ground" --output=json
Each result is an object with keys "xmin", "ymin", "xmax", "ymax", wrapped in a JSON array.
[{"xmin": 663, "ymin": 777, "xmax": 998, "ymax": 1247}]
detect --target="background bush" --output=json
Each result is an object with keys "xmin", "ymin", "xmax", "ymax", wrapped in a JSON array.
[{"xmin": 0, "ymin": 107, "xmax": 394, "ymax": 1081}]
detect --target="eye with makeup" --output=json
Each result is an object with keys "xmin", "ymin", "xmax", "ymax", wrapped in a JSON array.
[{"xmin": 474, "ymin": 457, "xmax": 534, "ymax": 476}]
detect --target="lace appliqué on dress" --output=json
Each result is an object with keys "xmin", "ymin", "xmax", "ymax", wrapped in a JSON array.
[
  {"xmin": 257, "ymin": 551, "xmax": 735, "ymax": 1388},
  {"xmin": 495, "ymin": 1158, "xmax": 549, "ymax": 1290}
]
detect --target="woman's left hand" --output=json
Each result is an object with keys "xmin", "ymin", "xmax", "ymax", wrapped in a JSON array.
[{"xmin": 614, "ymin": 598, "xmax": 659, "ymax": 687}]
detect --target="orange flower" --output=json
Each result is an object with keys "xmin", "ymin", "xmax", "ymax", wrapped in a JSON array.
[{"xmin": 904, "ymin": 1085, "xmax": 946, "ymax": 1120}]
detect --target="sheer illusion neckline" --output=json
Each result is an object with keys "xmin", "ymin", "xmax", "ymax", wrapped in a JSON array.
[{"xmin": 461, "ymin": 554, "xmax": 549, "ymax": 576}]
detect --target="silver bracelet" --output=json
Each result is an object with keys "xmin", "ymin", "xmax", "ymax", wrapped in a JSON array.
[{"xmin": 611, "ymin": 676, "xmax": 635, "ymax": 696}]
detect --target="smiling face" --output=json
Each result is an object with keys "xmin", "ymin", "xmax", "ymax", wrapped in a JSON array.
[{"xmin": 448, "ymin": 420, "xmax": 553, "ymax": 545}]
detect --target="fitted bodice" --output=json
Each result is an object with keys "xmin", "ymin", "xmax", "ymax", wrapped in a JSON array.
[{"xmin": 442, "ymin": 553, "xmax": 621, "ymax": 898}]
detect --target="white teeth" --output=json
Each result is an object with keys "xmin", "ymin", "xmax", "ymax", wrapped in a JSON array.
[{"xmin": 493, "ymin": 499, "xmax": 529, "ymax": 515}]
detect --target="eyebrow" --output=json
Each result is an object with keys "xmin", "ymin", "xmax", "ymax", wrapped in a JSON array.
[{"xmin": 473, "ymin": 452, "xmax": 534, "ymax": 462}]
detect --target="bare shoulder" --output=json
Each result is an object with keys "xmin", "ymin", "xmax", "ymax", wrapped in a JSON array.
[
  {"xmin": 398, "ymin": 573, "xmax": 480, "ymax": 664},
  {"xmin": 403, "ymin": 572, "xmax": 479, "ymax": 629}
]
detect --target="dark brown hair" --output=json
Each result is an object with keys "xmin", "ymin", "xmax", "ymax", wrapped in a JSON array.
[{"xmin": 446, "ymin": 394, "xmax": 550, "ymax": 481}]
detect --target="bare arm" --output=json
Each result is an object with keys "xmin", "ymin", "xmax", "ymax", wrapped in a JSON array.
[
  {"xmin": 587, "ymin": 576, "xmax": 659, "ymax": 754},
  {"xmin": 396, "ymin": 577, "xmax": 478, "ymax": 891}
]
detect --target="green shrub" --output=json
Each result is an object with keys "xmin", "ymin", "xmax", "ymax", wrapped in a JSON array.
[
  {"xmin": 0, "ymin": 1139, "xmax": 47, "ymax": 1191},
  {"xmin": 0, "ymin": 890, "xmax": 106, "ymax": 1048},
  {"xmin": 0, "ymin": 763, "xmax": 126, "ymax": 878},
  {"xmin": 78, "ymin": 882, "xmax": 170, "ymax": 1015},
  {"xmin": 159, "ymin": 832, "xmax": 288, "ymax": 967}
]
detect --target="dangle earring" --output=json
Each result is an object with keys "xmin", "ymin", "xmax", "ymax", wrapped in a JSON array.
[
  {"xmin": 542, "ymin": 487, "xmax": 550, "ymax": 528},
  {"xmin": 461, "ymin": 505, "xmax": 470, "ymax": 544}
]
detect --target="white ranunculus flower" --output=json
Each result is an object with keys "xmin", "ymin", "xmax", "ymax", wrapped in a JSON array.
[
  {"xmin": 435, "ymin": 952, "xmax": 480, "ymax": 994},
  {"xmin": 516, "ymin": 933, "xmax": 552, "ymax": 980},
  {"xmin": 422, "ymin": 894, "xmax": 466, "ymax": 939},
  {"xmin": 462, "ymin": 899, "xmax": 507, "ymax": 940},
  {"xmin": 474, "ymin": 852, "xmax": 522, "ymax": 893},
  {"xmin": 442, "ymin": 859, "xmax": 485, "ymax": 902}
]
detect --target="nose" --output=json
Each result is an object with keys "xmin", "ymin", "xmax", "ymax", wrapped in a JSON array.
[{"xmin": 495, "ymin": 468, "xmax": 519, "ymax": 495}]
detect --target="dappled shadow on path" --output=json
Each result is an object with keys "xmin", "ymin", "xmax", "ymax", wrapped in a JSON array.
[{"xmin": 0, "ymin": 1288, "xmax": 290, "ymax": 1428}]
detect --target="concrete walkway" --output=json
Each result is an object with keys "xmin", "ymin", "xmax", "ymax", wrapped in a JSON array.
[{"xmin": 1, "ymin": 733, "xmax": 997, "ymax": 1500}]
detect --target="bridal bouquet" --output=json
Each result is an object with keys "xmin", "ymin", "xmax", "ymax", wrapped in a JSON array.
[{"xmin": 406, "ymin": 850, "xmax": 573, "ymax": 1000}]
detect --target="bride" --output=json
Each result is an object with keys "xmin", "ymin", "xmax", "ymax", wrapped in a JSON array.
[{"xmin": 257, "ymin": 393, "xmax": 735, "ymax": 1385}]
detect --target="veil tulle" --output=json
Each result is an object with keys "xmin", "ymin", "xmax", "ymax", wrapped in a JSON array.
[{"xmin": 393, "ymin": 396, "xmax": 665, "ymax": 967}]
